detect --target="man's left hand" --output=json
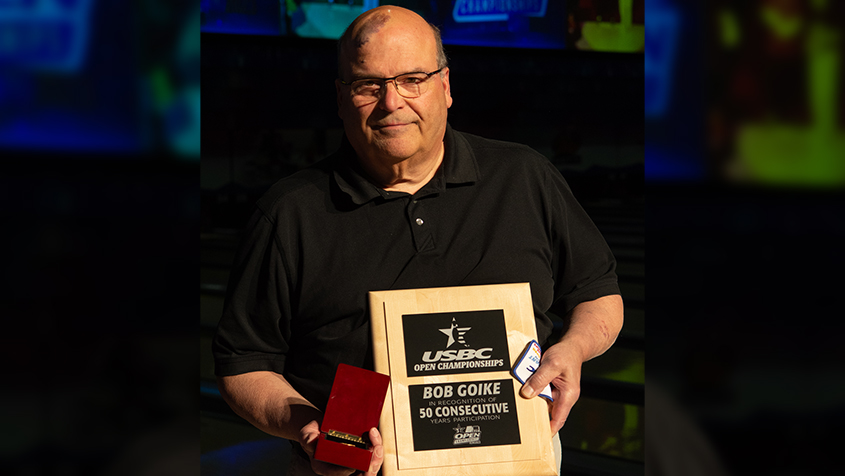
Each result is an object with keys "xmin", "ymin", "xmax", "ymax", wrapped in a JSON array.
[
  {"xmin": 299, "ymin": 422, "xmax": 384, "ymax": 476},
  {"xmin": 519, "ymin": 341, "xmax": 583, "ymax": 434},
  {"xmin": 519, "ymin": 295, "xmax": 624, "ymax": 434}
]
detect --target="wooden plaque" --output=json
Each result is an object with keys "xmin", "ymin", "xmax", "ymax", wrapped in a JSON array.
[{"xmin": 369, "ymin": 283, "xmax": 558, "ymax": 476}]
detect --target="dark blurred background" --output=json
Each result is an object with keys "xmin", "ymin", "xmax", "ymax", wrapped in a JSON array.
[
  {"xmin": 646, "ymin": 0, "xmax": 845, "ymax": 475},
  {"xmin": 200, "ymin": 1, "xmax": 644, "ymax": 475},
  {"xmin": 1, "ymin": 1, "xmax": 199, "ymax": 475}
]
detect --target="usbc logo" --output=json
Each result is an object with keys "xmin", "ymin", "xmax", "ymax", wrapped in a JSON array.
[
  {"xmin": 421, "ymin": 347, "xmax": 494, "ymax": 363},
  {"xmin": 403, "ymin": 310, "xmax": 511, "ymax": 377},
  {"xmin": 420, "ymin": 316, "xmax": 494, "ymax": 363}
]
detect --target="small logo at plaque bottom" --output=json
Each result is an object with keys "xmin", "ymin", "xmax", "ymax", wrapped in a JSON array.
[{"xmin": 453, "ymin": 425, "xmax": 481, "ymax": 446}]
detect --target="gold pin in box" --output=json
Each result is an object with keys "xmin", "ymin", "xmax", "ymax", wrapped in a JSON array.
[
  {"xmin": 313, "ymin": 364, "xmax": 390, "ymax": 472},
  {"xmin": 325, "ymin": 430, "xmax": 368, "ymax": 449}
]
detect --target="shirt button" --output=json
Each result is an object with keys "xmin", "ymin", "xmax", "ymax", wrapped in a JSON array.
[{"xmin": 415, "ymin": 218, "xmax": 424, "ymax": 226}]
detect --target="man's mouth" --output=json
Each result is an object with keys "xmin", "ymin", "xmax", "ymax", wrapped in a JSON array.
[{"xmin": 372, "ymin": 122, "xmax": 410, "ymax": 130}]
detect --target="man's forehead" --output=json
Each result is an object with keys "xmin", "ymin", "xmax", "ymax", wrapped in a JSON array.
[
  {"xmin": 346, "ymin": 52, "xmax": 436, "ymax": 78},
  {"xmin": 343, "ymin": 27, "xmax": 437, "ymax": 76},
  {"xmin": 350, "ymin": 17, "xmax": 433, "ymax": 53},
  {"xmin": 351, "ymin": 10, "xmax": 391, "ymax": 49}
]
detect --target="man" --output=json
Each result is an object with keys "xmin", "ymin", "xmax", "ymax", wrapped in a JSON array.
[{"xmin": 213, "ymin": 6, "xmax": 623, "ymax": 476}]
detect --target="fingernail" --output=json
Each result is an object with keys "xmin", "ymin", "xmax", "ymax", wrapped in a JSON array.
[
  {"xmin": 521, "ymin": 385, "xmax": 536, "ymax": 398},
  {"xmin": 375, "ymin": 445, "xmax": 384, "ymax": 458}
]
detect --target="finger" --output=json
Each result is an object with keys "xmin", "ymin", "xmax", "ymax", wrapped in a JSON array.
[
  {"xmin": 365, "ymin": 427, "xmax": 384, "ymax": 475},
  {"xmin": 298, "ymin": 420, "xmax": 321, "ymax": 458},
  {"xmin": 299, "ymin": 421, "xmax": 354, "ymax": 476},
  {"xmin": 549, "ymin": 383, "xmax": 579, "ymax": 434}
]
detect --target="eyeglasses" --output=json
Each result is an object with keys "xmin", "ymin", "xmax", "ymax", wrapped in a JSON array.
[{"xmin": 340, "ymin": 69, "xmax": 444, "ymax": 104}]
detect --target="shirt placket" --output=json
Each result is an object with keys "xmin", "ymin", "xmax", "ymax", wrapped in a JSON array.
[{"xmin": 406, "ymin": 197, "xmax": 435, "ymax": 252}]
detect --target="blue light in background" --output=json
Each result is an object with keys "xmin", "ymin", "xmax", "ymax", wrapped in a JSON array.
[
  {"xmin": 200, "ymin": 0, "xmax": 283, "ymax": 36},
  {"xmin": 0, "ymin": 110, "xmax": 139, "ymax": 151},
  {"xmin": 0, "ymin": 0, "xmax": 138, "ymax": 153},
  {"xmin": 644, "ymin": 0, "xmax": 704, "ymax": 182},
  {"xmin": 0, "ymin": 1, "xmax": 200, "ymax": 159},
  {"xmin": 199, "ymin": 0, "xmax": 570, "ymax": 50},
  {"xmin": 645, "ymin": 146, "xmax": 704, "ymax": 181},
  {"xmin": 166, "ymin": 6, "xmax": 201, "ymax": 158},
  {"xmin": 644, "ymin": 0, "xmax": 679, "ymax": 118},
  {"xmin": 452, "ymin": 0, "xmax": 547, "ymax": 23},
  {"xmin": 0, "ymin": 0, "xmax": 94, "ymax": 72}
]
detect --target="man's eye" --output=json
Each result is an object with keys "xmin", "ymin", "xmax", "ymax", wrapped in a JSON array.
[
  {"xmin": 358, "ymin": 80, "xmax": 380, "ymax": 88},
  {"xmin": 400, "ymin": 76, "xmax": 425, "ymax": 84}
]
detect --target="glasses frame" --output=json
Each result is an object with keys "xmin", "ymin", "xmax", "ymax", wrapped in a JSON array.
[{"xmin": 339, "ymin": 68, "xmax": 444, "ymax": 101}]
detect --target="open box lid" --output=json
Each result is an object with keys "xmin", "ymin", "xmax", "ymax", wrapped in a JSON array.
[{"xmin": 321, "ymin": 363, "xmax": 390, "ymax": 440}]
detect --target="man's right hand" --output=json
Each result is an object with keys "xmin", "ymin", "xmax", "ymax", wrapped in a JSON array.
[{"xmin": 299, "ymin": 420, "xmax": 384, "ymax": 476}]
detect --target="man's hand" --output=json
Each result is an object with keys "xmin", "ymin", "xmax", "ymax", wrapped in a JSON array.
[
  {"xmin": 519, "ymin": 342, "xmax": 583, "ymax": 434},
  {"xmin": 519, "ymin": 295, "xmax": 624, "ymax": 435},
  {"xmin": 299, "ymin": 421, "xmax": 385, "ymax": 476}
]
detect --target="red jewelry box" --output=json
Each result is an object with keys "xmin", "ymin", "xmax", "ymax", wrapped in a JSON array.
[{"xmin": 313, "ymin": 363, "xmax": 390, "ymax": 472}]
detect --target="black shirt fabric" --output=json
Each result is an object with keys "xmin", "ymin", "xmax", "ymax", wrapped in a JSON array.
[{"xmin": 212, "ymin": 124, "xmax": 620, "ymax": 411}]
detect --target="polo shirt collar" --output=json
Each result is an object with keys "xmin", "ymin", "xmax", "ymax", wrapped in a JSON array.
[
  {"xmin": 333, "ymin": 123, "xmax": 480, "ymax": 205},
  {"xmin": 333, "ymin": 136, "xmax": 382, "ymax": 205},
  {"xmin": 440, "ymin": 123, "xmax": 481, "ymax": 186}
]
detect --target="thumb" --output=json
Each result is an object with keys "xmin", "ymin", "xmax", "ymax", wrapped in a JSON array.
[
  {"xmin": 520, "ymin": 362, "xmax": 557, "ymax": 399},
  {"xmin": 365, "ymin": 427, "xmax": 384, "ymax": 476}
]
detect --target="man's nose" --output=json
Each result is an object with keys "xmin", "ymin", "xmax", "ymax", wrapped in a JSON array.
[{"xmin": 378, "ymin": 80, "xmax": 405, "ymax": 111}]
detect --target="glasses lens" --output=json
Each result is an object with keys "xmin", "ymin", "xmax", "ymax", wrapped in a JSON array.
[
  {"xmin": 352, "ymin": 79, "xmax": 381, "ymax": 98},
  {"xmin": 348, "ymin": 71, "xmax": 437, "ymax": 103},
  {"xmin": 395, "ymin": 73, "xmax": 430, "ymax": 98}
]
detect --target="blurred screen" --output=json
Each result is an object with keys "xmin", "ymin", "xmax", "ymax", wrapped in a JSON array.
[
  {"xmin": 200, "ymin": 0, "xmax": 645, "ymax": 52},
  {"xmin": 0, "ymin": 0, "xmax": 200, "ymax": 159},
  {"xmin": 645, "ymin": 0, "xmax": 845, "ymax": 187}
]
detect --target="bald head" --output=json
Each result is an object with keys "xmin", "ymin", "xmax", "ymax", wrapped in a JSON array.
[
  {"xmin": 334, "ymin": 5, "xmax": 453, "ymax": 177},
  {"xmin": 337, "ymin": 6, "xmax": 447, "ymax": 79}
]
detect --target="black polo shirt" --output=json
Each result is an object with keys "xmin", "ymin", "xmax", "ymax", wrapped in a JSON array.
[{"xmin": 213, "ymin": 124, "xmax": 619, "ymax": 411}]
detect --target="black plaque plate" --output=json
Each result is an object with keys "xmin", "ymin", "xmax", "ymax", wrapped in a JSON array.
[
  {"xmin": 402, "ymin": 310, "xmax": 511, "ymax": 377},
  {"xmin": 408, "ymin": 379, "xmax": 521, "ymax": 451}
]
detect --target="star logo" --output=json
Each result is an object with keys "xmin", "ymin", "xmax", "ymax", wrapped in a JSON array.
[{"xmin": 439, "ymin": 317, "xmax": 471, "ymax": 348}]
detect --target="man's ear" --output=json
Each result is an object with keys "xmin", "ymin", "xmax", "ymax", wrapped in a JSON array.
[{"xmin": 441, "ymin": 68, "xmax": 453, "ymax": 109}]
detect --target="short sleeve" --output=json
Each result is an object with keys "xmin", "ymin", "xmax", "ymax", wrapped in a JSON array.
[
  {"xmin": 212, "ymin": 206, "xmax": 293, "ymax": 376},
  {"xmin": 545, "ymin": 162, "xmax": 621, "ymax": 314}
]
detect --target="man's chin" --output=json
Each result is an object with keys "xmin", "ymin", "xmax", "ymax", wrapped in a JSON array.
[{"xmin": 371, "ymin": 137, "xmax": 419, "ymax": 160}]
